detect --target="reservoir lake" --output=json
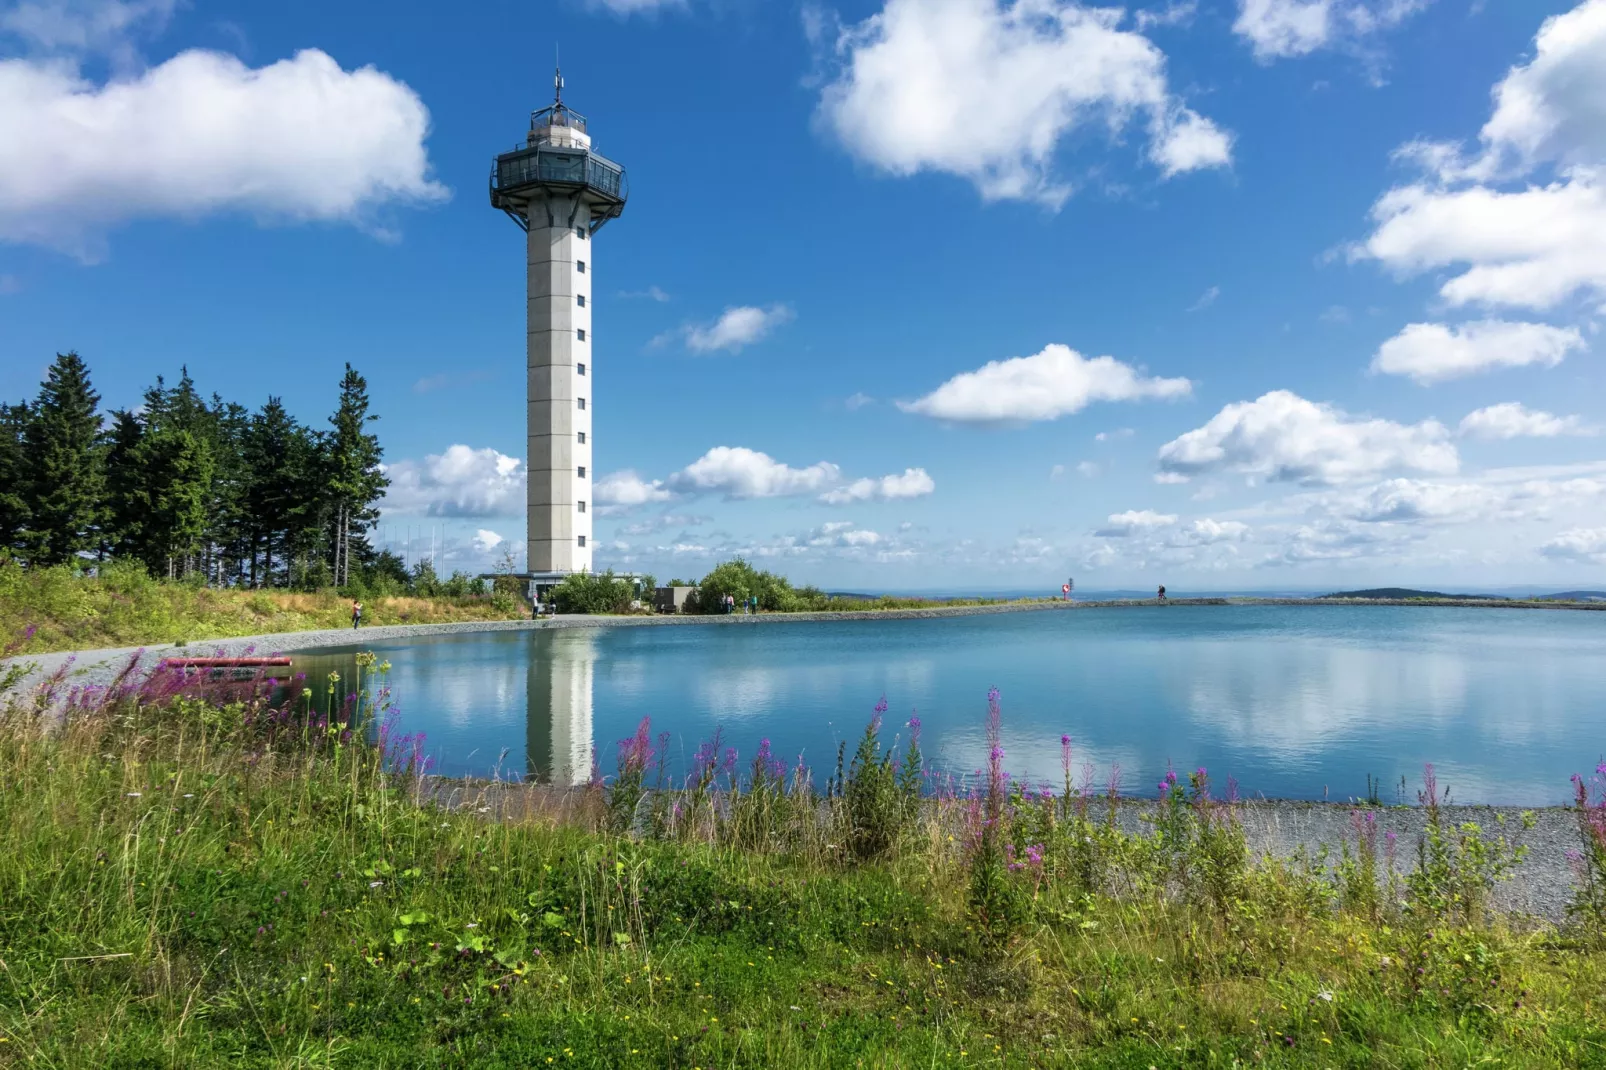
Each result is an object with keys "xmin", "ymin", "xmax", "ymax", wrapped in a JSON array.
[{"xmin": 289, "ymin": 604, "xmax": 1606, "ymax": 805}]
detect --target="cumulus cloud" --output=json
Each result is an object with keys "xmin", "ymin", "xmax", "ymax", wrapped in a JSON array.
[
  {"xmin": 1459, "ymin": 402, "xmax": 1596, "ymax": 439},
  {"xmin": 1094, "ymin": 509, "xmax": 1177, "ymax": 537},
  {"xmin": 1356, "ymin": 2, "xmax": 1606, "ymax": 312},
  {"xmin": 0, "ymin": 48, "xmax": 447, "ymax": 257},
  {"xmin": 900, "ymin": 343, "xmax": 1191, "ymax": 425},
  {"xmin": 1478, "ymin": 0, "xmax": 1606, "ymax": 175},
  {"xmin": 1156, "ymin": 389, "xmax": 1459, "ymax": 485},
  {"xmin": 807, "ymin": 521, "xmax": 883, "ymax": 548},
  {"xmin": 382, "ymin": 445, "xmax": 524, "ymax": 518},
  {"xmin": 819, "ymin": 467, "xmax": 935, "ymax": 505},
  {"xmin": 1232, "ymin": 0, "xmax": 1433, "ymax": 61},
  {"xmin": 1358, "ymin": 179, "xmax": 1606, "ymax": 311},
  {"xmin": 587, "ymin": 0, "xmax": 685, "ymax": 14},
  {"xmin": 1370, "ymin": 320, "xmax": 1585, "ymax": 384},
  {"xmin": 1, "ymin": 0, "xmax": 175, "ymax": 56},
  {"xmin": 472, "ymin": 529, "xmax": 505, "ymax": 553},
  {"xmin": 657, "ymin": 304, "xmax": 793, "ymax": 354},
  {"xmin": 1183, "ymin": 518, "xmax": 1250, "ymax": 543},
  {"xmin": 1328, "ymin": 478, "xmax": 1504, "ymax": 523},
  {"xmin": 594, "ymin": 470, "xmax": 672, "ymax": 508},
  {"xmin": 1541, "ymin": 526, "xmax": 1606, "ymax": 563},
  {"xmin": 667, "ymin": 446, "xmax": 840, "ymax": 499},
  {"xmin": 815, "ymin": 0, "xmax": 1230, "ymax": 208},
  {"xmin": 616, "ymin": 513, "xmax": 709, "ymax": 537}
]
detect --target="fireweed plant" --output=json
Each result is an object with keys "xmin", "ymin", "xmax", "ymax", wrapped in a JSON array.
[{"xmin": 0, "ymin": 665, "xmax": 1601, "ymax": 1067}]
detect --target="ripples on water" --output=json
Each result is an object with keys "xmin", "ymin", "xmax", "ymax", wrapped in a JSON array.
[{"xmin": 289, "ymin": 605, "xmax": 1606, "ymax": 805}]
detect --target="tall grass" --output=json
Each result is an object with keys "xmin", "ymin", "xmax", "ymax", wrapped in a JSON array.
[
  {"xmin": 0, "ymin": 556, "xmax": 517, "ymax": 655},
  {"xmin": 1, "ymin": 661, "xmax": 1602, "ymax": 1067}
]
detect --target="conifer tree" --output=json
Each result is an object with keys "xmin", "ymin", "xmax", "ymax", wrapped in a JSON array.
[
  {"xmin": 101, "ymin": 410, "xmax": 145, "ymax": 560},
  {"xmin": 21, "ymin": 352, "xmax": 103, "ymax": 565},
  {"xmin": 0, "ymin": 403, "xmax": 30, "ymax": 554},
  {"xmin": 322, "ymin": 364, "xmax": 388, "ymax": 587},
  {"xmin": 134, "ymin": 427, "xmax": 213, "ymax": 578}
]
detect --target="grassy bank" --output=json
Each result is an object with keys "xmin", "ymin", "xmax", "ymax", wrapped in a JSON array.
[
  {"xmin": 2, "ymin": 667, "xmax": 1604, "ymax": 1067},
  {"xmin": 0, "ymin": 558, "xmax": 517, "ymax": 655}
]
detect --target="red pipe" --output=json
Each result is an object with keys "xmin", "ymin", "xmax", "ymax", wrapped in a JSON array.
[{"xmin": 159, "ymin": 657, "xmax": 293, "ymax": 668}]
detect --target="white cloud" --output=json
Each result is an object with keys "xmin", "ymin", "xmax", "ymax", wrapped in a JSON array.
[
  {"xmin": 1076, "ymin": 460, "xmax": 1100, "ymax": 477},
  {"xmin": 807, "ymin": 522, "xmax": 883, "ymax": 548},
  {"xmin": 0, "ymin": 48, "xmax": 447, "ymax": 257},
  {"xmin": 382, "ymin": 445, "xmax": 524, "ymax": 518},
  {"xmin": 472, "ymin": 528, "xmax": 504, "ymax": 553},
  {"xmin": 1356, "ymin": 2, "xmax": 1606, "ymax": 312},
  {"xmin": 1134, "ymin": 1, "xmax": 1198, "ymax": 31},
  {"xmin": 1156, "ymin": 389, "xmax": 1459, "ymax": 485},
  {"xmin": 667, "ymin": 446, "xmax": 840, "ymax": 499},
  {"xmin": 1478, "ymin": 0, "xmax": 1606, "ymax": 175},
  {"xmin": 1, "ymin": 0, "xmax": 175, "ymax": 56},
  {"xmin": 1358, "ymin": 178, "xmax": 1606, "ymax": 311},
  {"xmin": 1186, "ymin": 285, "xmax": 1219, "ymax": 311},
  {"xmin": 819, "ymin": 467, "xmax": 935, "ymax": 505},
  {"xmin": 1049, "ymin": 463, "xmax": 1066, "ymax": 480},
  {"xmin": 617, "ymin": 513, "xmax": 709, "ymax": 537},
  {"xmin": 1370, "ymin": 320, "xmax": 1584, "ymax": 384},
  {"xmin": 1183, "ymin": 518, "xmax": 1250, "ymax": 543},
  {"xmin": 1094, "ymin": 509, "xmax": 1177, "ymax": 536},
  {"xmin": 1541, "ymin": 526, "xmax": 1606, "ymax": 563},
  {"xmin": 587, "ymin": 0, "xmax": 685, "ymax": 13},
  {"xmin": 664, "ymin": 304, "xmax": 793, "ymax": 354},
  {"xmin": 1459, "ymin": 402, "xmax": 1596, "ymax": 439},
  {"xmin": 815, "ymin": 0, "xmax": 1230, "ymax": 208},
  {"xmin": 1328, "ymin": 478, "xmax": 1504, "ymax": 523},
  {"xmin": 845, "ymin": 391, "xmax": 875, "ymax": 410},
  {"xmin": 620, "ymin": 285, "xmax": 671, "ymax": 302},
  {"xmin": 595, "ymin": 470, "xmax": 672, "ymax": 508},
  {"xmin": 1233, "ymin": 0, "xmax": 1433, "ymax": 61},
  {"xmin": 900, "ymin": 343, "xmax": 1191, "ymax": 424}
]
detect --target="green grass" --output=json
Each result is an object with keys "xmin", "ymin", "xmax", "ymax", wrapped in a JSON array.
[
  {"xmin": 1, "ymin": 667, "xmax": 1603, "ymax": 1068},
  {"xmin": 0, "ymin": 557, "xmax": 516, "ymax": 655}
]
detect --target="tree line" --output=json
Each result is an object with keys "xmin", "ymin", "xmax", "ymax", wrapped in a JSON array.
[{"xmin": 0, "ymin": 352, "xmax": 389, "ymax": 588}]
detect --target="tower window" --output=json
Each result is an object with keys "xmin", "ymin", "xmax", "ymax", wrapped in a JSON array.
[
  {"xmin": 577, "ymin": 397, "xmax": 585, "ymax": 410},
  {"xmin": 577, "ymin": 294, "xmax": 585, "ymax": 307},
  {"xmin": 578, "ymin": 466, "xmax": 586, "ymax": 478},
  {"xmin": 576, "ymin": 226, "xmax": 586, "ymax": 239},
  {"xmin": 577, "ymin": 362, "xmax": 586, "ymax": 376},
  {"xmin": 576, "ymin": 260, "xmax": 586, "ymax": 273},
  {"xmin": 577, "ymin": 328, "xmax": 586, "ymax": 341},
  {"xmin": 577, "ymin": 431, "xmax": 586, "ymax": 444},
  {"xmin": 578, "ymin": 501, "xmax": 586, "ymax": 513},
  {"xmin": 577, "ymin": 535, "xmax": 586, "ymax": 547}
]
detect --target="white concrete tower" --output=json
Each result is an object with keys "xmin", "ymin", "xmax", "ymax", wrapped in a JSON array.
[{"xmin": 491, "ymin": 70, "xmax": 627, "ymax": 589}]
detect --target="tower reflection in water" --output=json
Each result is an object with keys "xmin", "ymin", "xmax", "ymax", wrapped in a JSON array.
[{"xmin": 525, "ymin": 630, "xmax": 598, "ymax": 785}]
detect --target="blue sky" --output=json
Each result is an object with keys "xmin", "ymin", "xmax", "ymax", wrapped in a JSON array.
[{"xmin": 2, "ymin": 0, "xmax": 1604, "ymax": 590}]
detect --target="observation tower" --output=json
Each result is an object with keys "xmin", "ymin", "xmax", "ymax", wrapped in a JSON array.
[{"xmin": 490, "ymin": 69, "xmax": 627, "ymax": 596}]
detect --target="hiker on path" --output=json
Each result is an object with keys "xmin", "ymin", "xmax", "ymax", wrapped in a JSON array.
[
  {"xmin": 352, "ymin": 600, "xmax": 363, "ymax": 628},
  {"xmin": 1156, "ymin": 585, "xmax": 1166, "ymax": 603}
]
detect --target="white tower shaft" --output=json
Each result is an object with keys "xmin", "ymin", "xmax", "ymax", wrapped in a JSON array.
[{"xmin": 526, "ymin": 196, "xmax": 592, "ymax": 575}]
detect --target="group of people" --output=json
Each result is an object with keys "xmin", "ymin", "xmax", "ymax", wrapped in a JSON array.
[{"xmin": 721, "ymin": 593, "xmax": 759, "ymax": 615}]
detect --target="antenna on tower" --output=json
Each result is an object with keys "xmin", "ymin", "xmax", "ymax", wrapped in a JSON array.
[{"xmin": 554, "ymin": 48, "xmax": 564, "ymax": 106}]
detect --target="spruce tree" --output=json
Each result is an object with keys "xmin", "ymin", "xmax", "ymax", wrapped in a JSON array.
[
  {"xmin": 21, "ymin": 352, "xmax": 103, "ymax": 566},
  {"xmin": 323, "ymin": 364, "xmax": 388, "ymax": 587},
  {"xmin": 101, "ymin": 409, "xmax": 146, "ymax": 560},
  {"xmin": 0, "ymin": 403, "xmax": 30, "ymax": 555},
  {"xmin": 242, "ymin": 397, "xmax": 313, "ymax": 586},
  {"xmin": 134, "ymin": 427, "xmax": 213, "ymax": 578}
]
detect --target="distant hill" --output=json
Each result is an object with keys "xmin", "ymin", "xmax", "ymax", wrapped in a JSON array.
[
  {"xmin": 1535, "ymin": 591, "xmax": 1606, "ymax": 602},
  {"xmin": 1319, "ymin": 588, "xmax": 1506, "ymax": 601}
]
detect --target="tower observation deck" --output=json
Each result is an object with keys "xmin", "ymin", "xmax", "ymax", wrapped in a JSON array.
[{"xmin": 490, "ymin": 70, "xmax": 628, "ymax": 588}]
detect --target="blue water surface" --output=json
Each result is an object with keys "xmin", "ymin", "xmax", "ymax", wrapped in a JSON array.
[{"xmin": 290, "ymin": 605, "xmax": 1606, "ymax": 805}]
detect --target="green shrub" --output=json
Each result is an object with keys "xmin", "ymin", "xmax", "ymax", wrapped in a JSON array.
[{"xmin": 551, "ymin": 569, "xmax": 634, "ymax": 614}]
